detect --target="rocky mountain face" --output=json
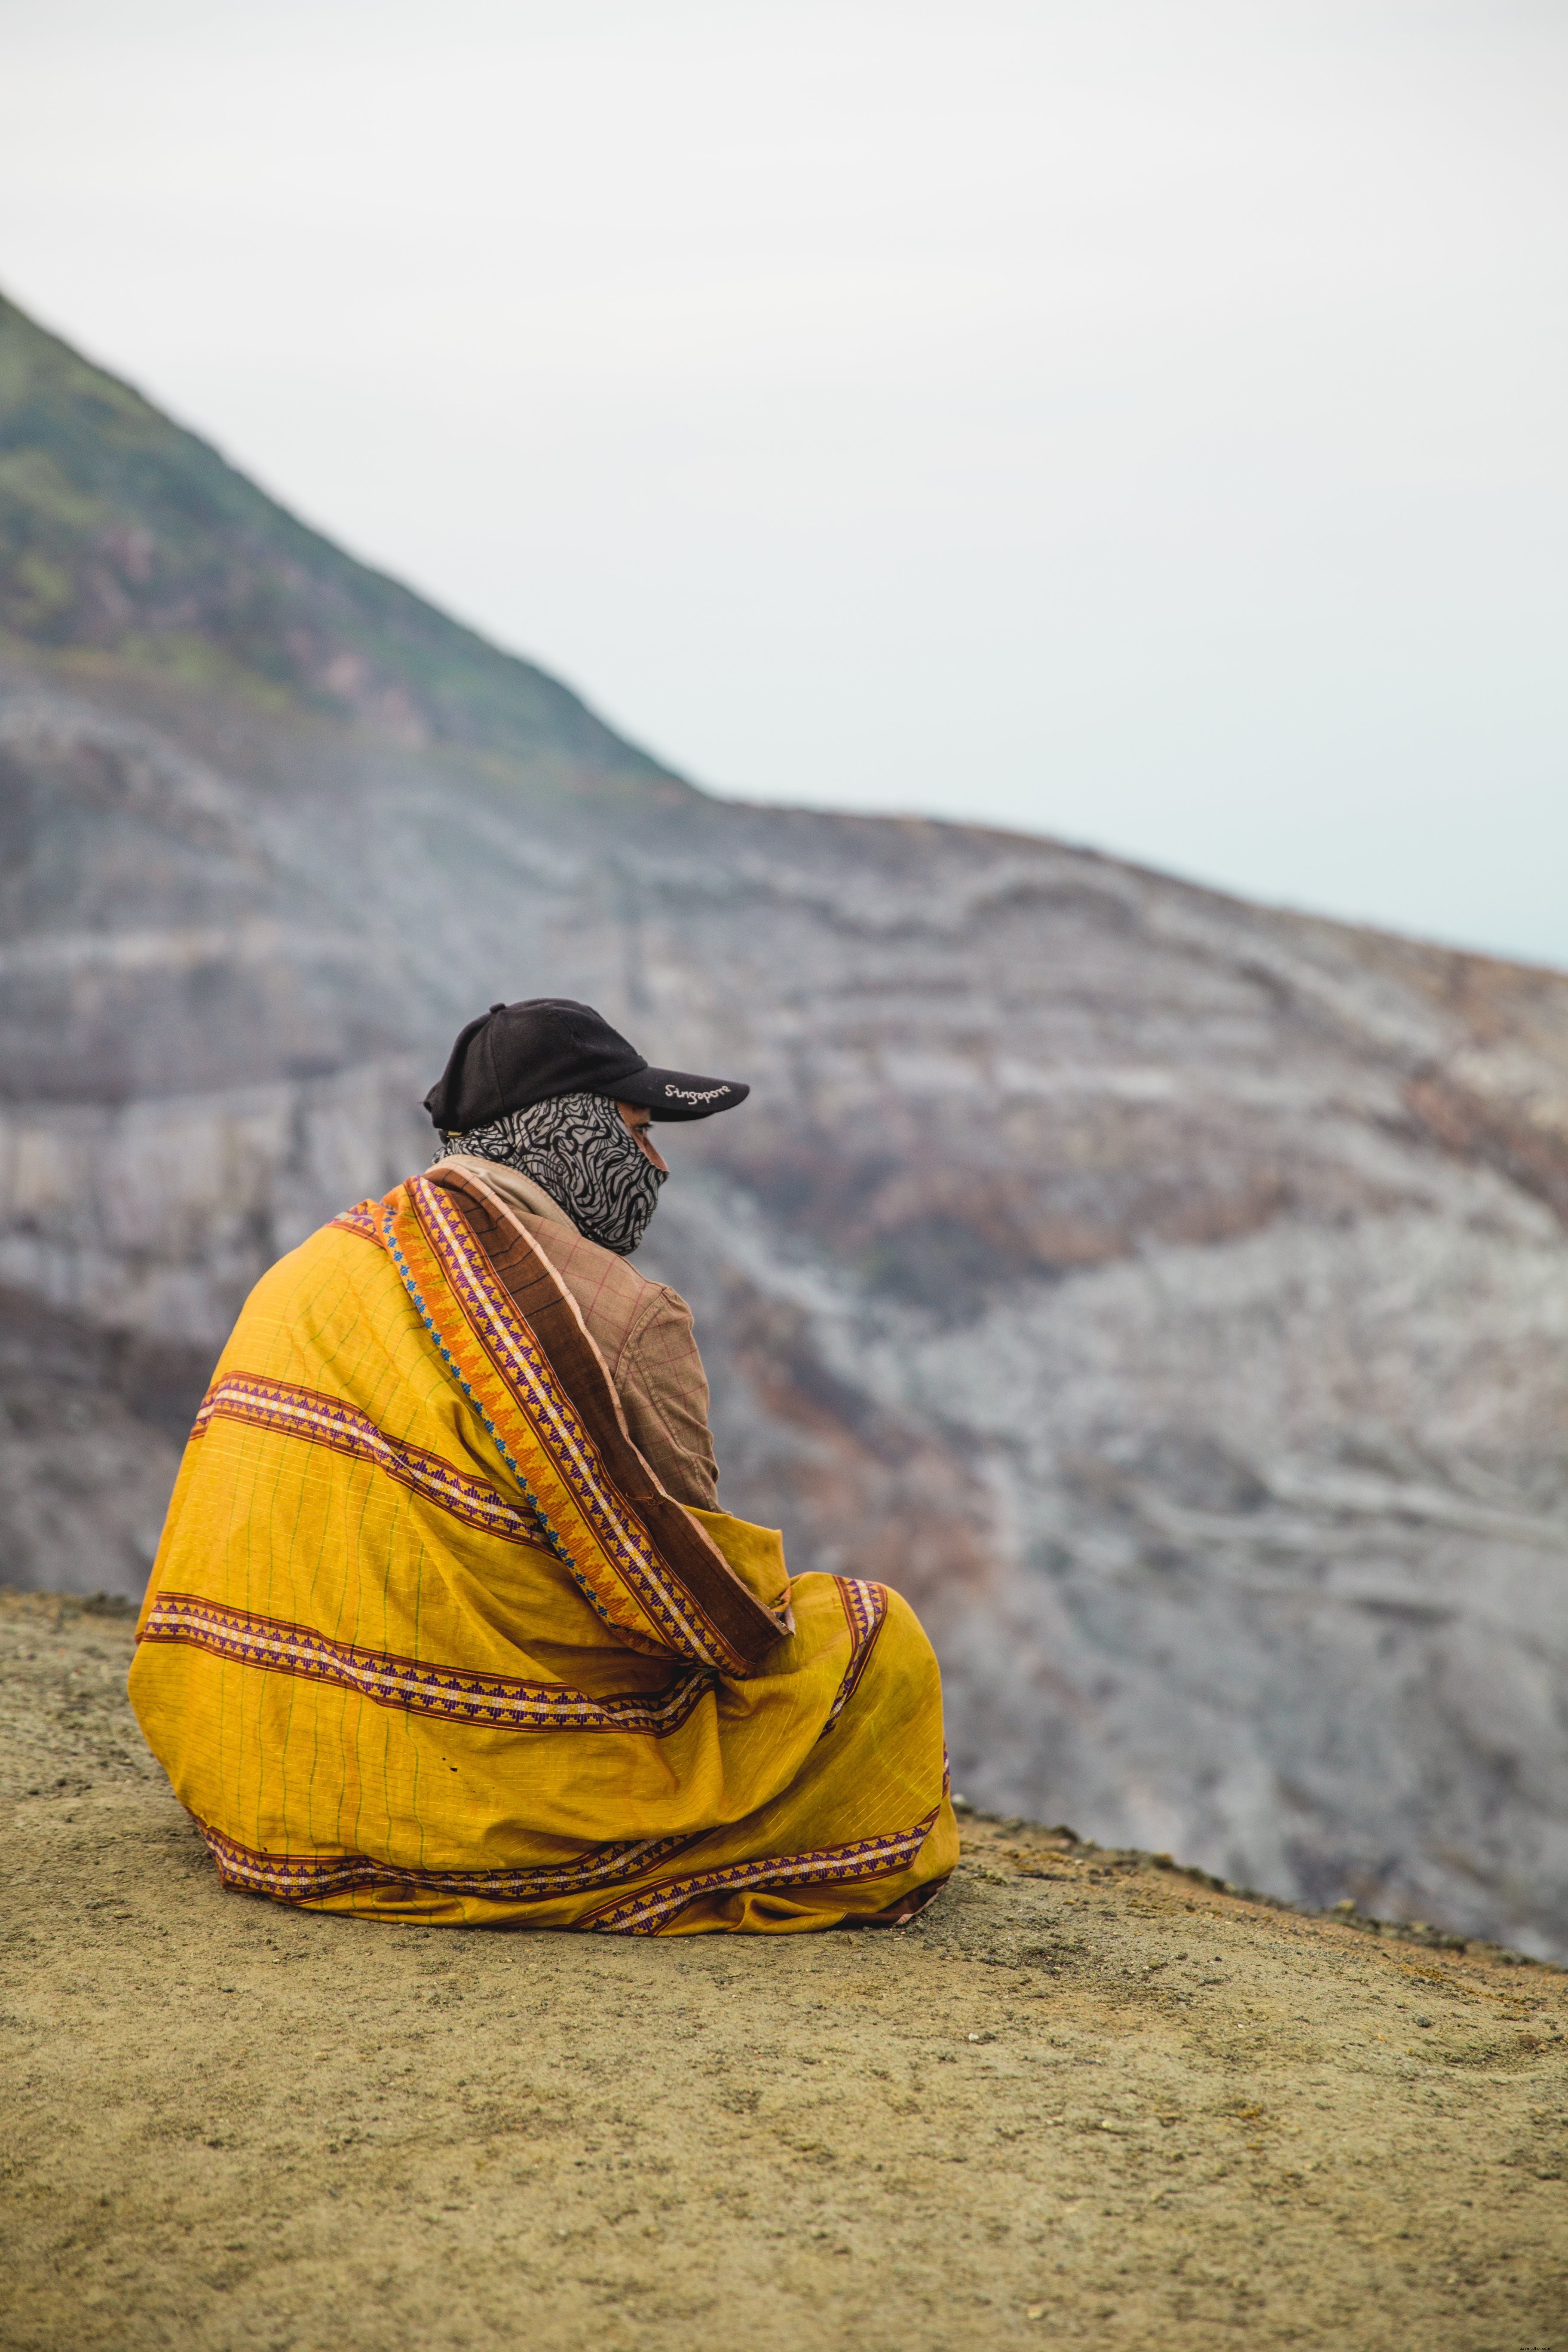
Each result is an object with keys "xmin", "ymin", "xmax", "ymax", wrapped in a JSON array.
[{"xmin": 3, "ymin": 293, "xmax": 1567, "ymax": 1957}]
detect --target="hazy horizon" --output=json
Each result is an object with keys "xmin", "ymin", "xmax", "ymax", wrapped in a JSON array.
[{"xmin": 3, "ymin": 0, "xmax": 1565, "ymax": 965}]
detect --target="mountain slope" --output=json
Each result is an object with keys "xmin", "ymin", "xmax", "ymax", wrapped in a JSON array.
[
  {"xmin": 0, "ymin": 291, "xmax": 672, "ymax": 772},
  {"xmin": 3, "ymin": 291, "xmax": 1568, "ymax": 1960}
]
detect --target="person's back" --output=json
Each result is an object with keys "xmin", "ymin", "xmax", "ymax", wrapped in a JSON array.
[
  {"xmin": 129, "ymin": 998, "xmax": 957, "ymax": 1932},
  {"xmin": 436, "ymin": 1153, "xmax": 719, "ymax": 1507}
]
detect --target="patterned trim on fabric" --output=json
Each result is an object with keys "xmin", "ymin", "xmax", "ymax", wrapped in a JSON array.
[
  {"xmin": 331, "ymin": 1201, "xmax": 386, "ymax": 1247},
  {"xmin": 140, "ymin": 1592, "xmax": 718, "ymax": 1734},
  {"xmin": 374, "ymin": 1191, "xmax": 580, "ymax": 1587},
  {"xmin": 584, "ymin": 1803, "xmax": 945, "ymax": 1935},
  {"xmin": 189, "ymin": 1372, "xmax": 553, "ymax": 1549},
  {"xmin": 393, "ymin": 1175, "xmax": 729, "ymax": 1667},
  {"xmin": 821, "ymin": 1577, "xmax": 890, "ymax": 1736},
  {"xmin": 193, "ymin": 1816, "xmax": 699, "ymax": 1905}
]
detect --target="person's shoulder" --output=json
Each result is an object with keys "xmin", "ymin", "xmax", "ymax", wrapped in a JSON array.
[
  {"xmin": 566, "ymin": 1241, "xmax": 695, "ymax": 1330},
  {"xmin": 605, "ymin": 1253, "xmax": 695, "ymax": 1324},
  {"xmin": 623, "ymin": 1276, "xmax": 699, "ymax": 1351},
  {"xmin": 642, "ymin": 1277, "xmax": 695, "ymax": 1317},
  {"xmin": 533, "ymin": 1217, "xmax": 678, "ymax": 1311}
]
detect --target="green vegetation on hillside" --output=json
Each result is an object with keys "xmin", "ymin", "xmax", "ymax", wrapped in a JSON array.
[{"xmin": 0, "ymin": 291, "xmax": 670, "ymax": 775}]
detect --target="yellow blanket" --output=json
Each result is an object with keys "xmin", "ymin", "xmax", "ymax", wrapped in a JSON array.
[{"xmin": 129, "ymin": 1166, "xmax": 957, "ymax": 1931}]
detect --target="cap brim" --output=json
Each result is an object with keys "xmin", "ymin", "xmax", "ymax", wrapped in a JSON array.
[{"xmin": 610, "ymin": 1067, "xmax": 750, "ymax": 1121}]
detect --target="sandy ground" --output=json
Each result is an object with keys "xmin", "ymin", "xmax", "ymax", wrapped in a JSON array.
[{"xmin": 3, "ymin": 1590, "xmax": 1567, "ymax": 2352}]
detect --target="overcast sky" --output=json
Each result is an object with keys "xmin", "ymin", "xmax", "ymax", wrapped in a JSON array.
[{"xmin": 3, "ymin": 0, "xmax": 1565, "ymax": 963}]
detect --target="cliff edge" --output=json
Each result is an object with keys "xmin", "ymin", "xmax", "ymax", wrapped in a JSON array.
[{"xmin": 3, "ymin": 1592, "xmax": 1564, "ymax": 2349}]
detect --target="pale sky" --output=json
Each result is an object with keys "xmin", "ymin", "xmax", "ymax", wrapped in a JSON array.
[{"xmin": 3, "ymin": 0, "xmax": 1565, "ymax": 963}]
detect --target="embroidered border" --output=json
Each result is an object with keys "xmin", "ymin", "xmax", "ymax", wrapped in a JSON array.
[
  {"xmin": 373, "ymin": 1193, "xmax": 580, "ymax": 1587},
  {"xmin": 390, "ymin": 1176, "xmax": 727, "ymax": 1666},
  {"xmin": 141, "ymin": 1592, "xmax": 717, "ymax": 1735},
  {"xmin": 821, "ymin": 1577, "xmax": 890, "ymax": 1736},
  {"xmin": 331, "ymin": 1200, "xmax": 386, "ymax": 1247},
  {"xmin": 408, "ymin": 1177, "xmax": 714, "ymax": 1652},
  {"xmin": 194, "ymin": 1817, "xmax": 699, "ymax": 1905},
  {"xmin": 428, "ymin": 1170, "xmax": 786, "ymax": 1675},
  {"xmin": 193, "ymin": 1801, "xmax": 941, "ymax": 1923},
  {"xmin": 190, "ymin": 1372, "xmax": 553, "ymax": 1549},
  {"xmin": 584, "ymin": 1803, "xmax": 944, "ymax": 1934}
]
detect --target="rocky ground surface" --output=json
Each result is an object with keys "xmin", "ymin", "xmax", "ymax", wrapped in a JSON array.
[{"xmin": 4, "ymin": 1592, "xmax": 1566, "ymax": 2352}]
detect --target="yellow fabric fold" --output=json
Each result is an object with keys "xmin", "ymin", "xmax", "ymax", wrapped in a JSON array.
[
  {"xmin": 683, "ymin": 1507, "xmax": 790, "ymax": 1612},
  {"xmin": 128, "ymin": 1168, "xmax": 956, "ymax": 1931}
]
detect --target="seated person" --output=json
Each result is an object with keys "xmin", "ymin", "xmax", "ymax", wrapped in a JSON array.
[{"xmin": 130, "ymin": 998, "xmax": 957, "ymax": 1932}]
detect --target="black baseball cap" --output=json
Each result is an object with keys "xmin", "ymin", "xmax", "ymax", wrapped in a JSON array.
[{"xmin": 423, "ymin": 998, "xmax": 750, "ymax": 1130}]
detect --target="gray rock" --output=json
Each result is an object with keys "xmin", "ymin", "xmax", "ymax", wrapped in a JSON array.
[{"xmin": 3, "ymin": 289, "xmax": 1567, "ymax": 1958}]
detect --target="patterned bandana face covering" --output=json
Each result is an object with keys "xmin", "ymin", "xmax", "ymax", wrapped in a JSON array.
[{"xmin": 436, "ymin": 1089, "xmax": 666, "ymax": 1256}]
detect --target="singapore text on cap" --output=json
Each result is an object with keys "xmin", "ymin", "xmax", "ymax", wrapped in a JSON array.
[{"xmin": 423, "ymin": 998, "xmax": 750, "ymax": 1131}]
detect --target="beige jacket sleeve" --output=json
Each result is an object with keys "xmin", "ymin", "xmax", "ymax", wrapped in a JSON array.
[{"xmin": 612, "ymin": 1284, "xmax": 720, "ymax": 1511}]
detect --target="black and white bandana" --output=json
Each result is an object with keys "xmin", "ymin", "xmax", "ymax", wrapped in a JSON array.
[{"xmin": 436, "ymin": 1089, "xmax": 665, "ymax": 1257}]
